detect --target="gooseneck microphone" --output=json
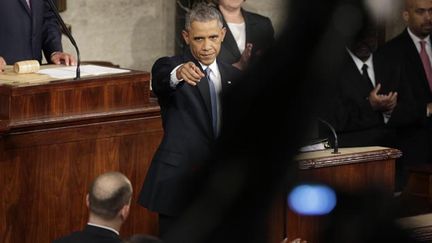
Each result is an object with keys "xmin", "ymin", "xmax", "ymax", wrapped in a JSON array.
[
  {"xmin": 46, "ymin": 0, "xmax": 81, "ymax": 80},
  {"xmin": 318, "ymin": 118, "xmax": 339, "ymax": 154}
]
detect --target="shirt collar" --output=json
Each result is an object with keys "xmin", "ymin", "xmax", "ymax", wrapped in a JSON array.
[
  {"xmin": 346, "ymin": 48, "xmax": 374, "ymax": 72},
  {"xmin": 199, "ymin": 60, "xmax": 218, "ymax": 72},
  {"xmin": 87, "ymin": 223, "xmax": 119, "ymax": 236},
  {"xmin": 408, "ymin": 27, "xmax": 430, "ymax": 44}
]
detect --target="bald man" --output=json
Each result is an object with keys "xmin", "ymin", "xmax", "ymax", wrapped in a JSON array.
[
  {"xmin": 377, "ymin": 0, "xmax": 432, "ymax": 189},
  {"xmin": 53, "ymin": 172, "xmax": 133, "ymax": 243}
]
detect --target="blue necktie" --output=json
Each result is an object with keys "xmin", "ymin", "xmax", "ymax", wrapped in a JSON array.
[{"xmin": 206, "ymin": 68, "xmax": 218, "ymax": 136}]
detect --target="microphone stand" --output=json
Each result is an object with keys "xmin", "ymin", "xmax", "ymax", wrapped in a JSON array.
[
  {"xmin": 318, "ymin": 118, "xmax": 339, "ymax": 154},
  {"xmin": 46, "ymin": 0, "xmax": 81, "ymax": 80}
]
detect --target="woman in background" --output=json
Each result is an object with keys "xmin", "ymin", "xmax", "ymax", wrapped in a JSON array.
[{"xmin": 214, "ymin": 0, "xmax": 275, "ymax": 70}]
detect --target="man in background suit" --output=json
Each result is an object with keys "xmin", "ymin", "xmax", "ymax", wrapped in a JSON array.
[
  {"xmin": 0, "ymin": 0, "xmax": 75, "ymax": 72},
  {"xmin": 53, "ymin": 172, "xmax": 132, "ymax": 243},
  {"xmin": 138, "ymin": 3, "xmax": 241, "ymax": 237},
  {"xmin": 321, "ymin": 26, "xmax": 398, "ymax": 147},
  {"xmin": 377, "ymin": 0, "xmax": 432, "ymax": 186},
  {"xmin": 214, "ymin": 0, "xmax": 274, "ymax": 70}
]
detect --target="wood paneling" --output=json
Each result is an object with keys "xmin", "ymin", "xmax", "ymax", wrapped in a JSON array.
[
  {"xmin": 286, "ymin": 159, "xmax": 395, "ymax": 243},
  {"xmin": 269, "ymin": 147, "xmax": 400, "ymax": 243},
  {"xmin": 0, "ymin": 71, "xmax": 162, "ymax": 243}
]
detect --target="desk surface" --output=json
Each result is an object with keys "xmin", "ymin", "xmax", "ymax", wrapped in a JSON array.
[
  {"xmin": 295, "ymin": 146, "xmax": 402, "ymax": 169},
  {"xmin": 0, "ymin": 64, "xmax": 141, "ymax": 87}
]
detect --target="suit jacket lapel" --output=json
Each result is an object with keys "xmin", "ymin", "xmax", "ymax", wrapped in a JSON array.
[
  {"xmin": 19, "ymin": 0, "xmax": 32, "ymax": 16},
  {"xmin": 403, "ymin": 30, "xmax": 423, "ymax": 65},
  {"xmin": 402, "ymin": 30, "xmax": 432, "ymax": 91},
  {"xmin": 345, "ymin": 52, "xmax": 374, "ymax": 93},
  {"xmin": 222, "ymin": 17, "xmax": 242, "ymax": 59},
  {"xmin": 196, "ymin": 70, "xmax": 213, "ymax": 123},
  {"xmin": 183, "ymin": 52, "xmax": 212, "ymax": 125},
  {"xmin": 218, "ymin": 61, "xmax": 231, "ymax": 93},
  {"xmin": 243, "ymin": 9, "xmax": 256, "ymax": 45}
]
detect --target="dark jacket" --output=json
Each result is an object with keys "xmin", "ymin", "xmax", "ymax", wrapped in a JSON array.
[
  {"xmin": 138, "ymin": 52, "xmax": 241, "ymax": 216},
  {"xmin": 53, "ymin": 225, "xmax": 121, "ymax": 243},
  {"xmin": 218, "ymin": 8, "xmax": 274, "ymax": 67},
  {"xmin": 0, "ymin": 0, "xmax": 62, "ymax": 64}
]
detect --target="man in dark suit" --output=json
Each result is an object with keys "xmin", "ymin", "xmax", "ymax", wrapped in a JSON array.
[
  {"xmin": 138, "ymin": 3, "xmax": 241, "ymax": 237},
  {"xmin": 53, "ymin": 172, "xmax": 132, "ymax": 243},
  {"xmin": 321, "ymin": 26, "xmax": 398, "ymax": 147},
  {"xmin": 214, "ymin": 0, "xmax": 274, "ymax": 70},
  {"xmin": 377, "ymin": 0, "xmax": 432, "ymax": 186},
  {"xmin": 0, "ymin": 0, "xmax": 75, "ymax": 72}
]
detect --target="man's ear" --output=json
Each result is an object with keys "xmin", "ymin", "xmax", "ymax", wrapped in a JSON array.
[
  {"xmin": 402, "ymin": 11, "xmax": 409, "ymax": 23},
  {"xmin": 182, "ymin": 30, "xmax": 190, "ymax": 45},
  {"xmin": 86, "ymin": 194, "xmax": 90, "ymax": 208},
  {"xmin": 119, "ymin": 204, "xmax": 130, "ymax": 221},
  {"xmin": 221, "ymin": 27, "xmax": 227, "ymax": 42}
]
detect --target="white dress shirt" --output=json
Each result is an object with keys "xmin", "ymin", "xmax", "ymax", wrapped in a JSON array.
[
  {"xmin": 346, "ymin": 49, "xmax": 390, "ymax": 123},
  {"xmin": 407, "ymin": 27, "xmax": 432, "ymax": 60},
  {"xmin": 347, "ymin": 49, "xmax": 376, "ymax": 87},
  {"xmin": 407, "ymin": 27, "xmax": 432, "ymax": 117},
  {"xmin": 227, "ymin": 22, "xmax": 246, "ymax": 54},
  {"xmin": 169, "ymin": 60, "xmax": 222, "ymax": 132}
]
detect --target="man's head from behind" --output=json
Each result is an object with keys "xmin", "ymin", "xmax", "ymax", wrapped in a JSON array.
[
  {"xmin": 182, "ymin": 3, "xmax": 226, "ymax": 65},
  {"xmin": 87, "ymin": 171, "xmax": 133, "ymax": 223},
  {"xmin": 403, "ymin": 0, "xmax": 432, "ymax": 38}
]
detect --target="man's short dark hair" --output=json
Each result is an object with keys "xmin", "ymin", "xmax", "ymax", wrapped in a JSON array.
[
  {"xmin": 88, "ymin": 172, "xmax": 132, "ymax": 219},
  {"xmin": 185, "ymin": 2, "xmax": 223, "ymax": 31}
]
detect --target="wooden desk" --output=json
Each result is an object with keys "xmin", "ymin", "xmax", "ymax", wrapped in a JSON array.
[
  {"xmin": 284, "ymin": 147, "xmax": 401, "ymax": 243},
  {"xmin": 0, "ymin": 70, "xmax": 163, "ymax": 242}
]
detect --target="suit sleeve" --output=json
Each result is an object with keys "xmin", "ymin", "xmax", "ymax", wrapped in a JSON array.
[
  {"xmin": 42, "ymin": 0, "xmax": 63, "ymax": 62},
  {"xmin": 327, "ymin": 85, "xmax": 382, "ymax": 132},
  {"xmin": 151, "ymin": 57, "xmax": 179, "ymax": 99}
]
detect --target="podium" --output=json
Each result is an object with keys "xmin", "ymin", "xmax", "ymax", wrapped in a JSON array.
[
  {"xmin": 0, "ymin": 68, "xmax": 163, "ymax": 242},
  {"xmin": 270, "ymin": 147, "xmax": 401, "ymax": 243}
]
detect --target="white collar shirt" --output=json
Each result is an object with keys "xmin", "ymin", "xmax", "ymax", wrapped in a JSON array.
[
  {"xmin": 87, "ymin": 223, "xmax": 119, "ymax": 236},
  {"xmin": 347, "ymin": 48, "xmax": 376, "ymax": 87},
  {"xmin": 408, "ymin": 27, "xmax": 432, "ymax": 63}
]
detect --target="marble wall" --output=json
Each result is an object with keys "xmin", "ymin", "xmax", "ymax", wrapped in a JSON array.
[
  {"xmin": 60, "ymin": 0, "xmax": 286, "ymax": 71},
  {"xmin": 60, "ymin": 0, "xmax": 176, "ymax": 71},
  {"xmin": 384, "ymin": 1, "xmax": 405, "ymax": 40}
]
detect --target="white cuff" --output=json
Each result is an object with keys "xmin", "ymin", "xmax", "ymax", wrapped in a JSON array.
[{"xmin": 170, "ymin": 64, "xmax": 184, "ymax": 88}]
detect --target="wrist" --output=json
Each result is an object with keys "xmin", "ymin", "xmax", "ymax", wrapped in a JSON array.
[{"xmin": 50, "ymin": 51, "xmax": 61, "ymax": 58}]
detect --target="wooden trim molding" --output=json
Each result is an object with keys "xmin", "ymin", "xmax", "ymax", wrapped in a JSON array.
[
  {"xmin": 54, "ymin": 0, "xmax": 67, "ymax": 12},
  {"xmin": 296, "ymin": 146, "xmax": 402, "ymax": 169}
]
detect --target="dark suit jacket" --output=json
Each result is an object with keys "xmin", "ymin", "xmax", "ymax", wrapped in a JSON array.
[
  {"xmin": 53, "ymin": 225, "xmax": 121, "ymax": 243},
  {"xmin": 378, "ymin": 29, "xmax": 432, "ymax": 128},
  {"xmin": 218, "ymin": 8, "xmax": 274, "ymax": 66},
  {"xmin": 375, "ymin": 29, "xmax": 432, "ymax": 165},
  {"xmin": 0, "ymin": 0, "xmax": 62, "ymax": 64},
  {"xmin": 138, "ymin": 52, "xmax": 241, "ymax": 216},
  {"xmin": 321, "ymin": 50, "xmax": 396, "ymax": 147}
]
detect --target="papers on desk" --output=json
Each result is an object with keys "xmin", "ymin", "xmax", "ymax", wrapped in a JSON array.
[
  {"xmin": 299, "ymin": 138, "xmax": 330, "ymax": 152},
  {"xmin": 37, "ymin": 65, "xmax": 130, "ymax": 79}
]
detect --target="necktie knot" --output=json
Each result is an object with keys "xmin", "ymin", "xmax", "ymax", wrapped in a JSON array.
[
  {"xmin": 421, "ymin": 40, "xmax": 427, "ymax": 49},
  {"xmin": 362, "ymin": 64, "xmax": 368, "ymax": 73},
  {"xmin": 205, "ymin": 67, "xmax": 212, "ymax": 79}
]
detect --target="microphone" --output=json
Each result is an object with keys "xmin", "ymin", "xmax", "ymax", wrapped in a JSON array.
[
  {"xmin": 318, "ymin": 118, "xmax": 339, "ymax": 154},
  {"xmin": 46, "ymin": 0, "xmax": 81, "ymax": 80}
]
